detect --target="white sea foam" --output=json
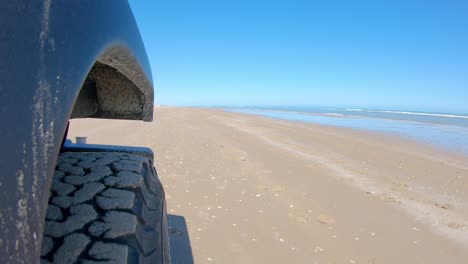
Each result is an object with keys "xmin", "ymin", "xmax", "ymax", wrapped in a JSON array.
[
  {"xmin": 345, "ymin": 109, "xmax": 468, "ymax": 119},
  {"xmin": 325, "ymin": 113, "xmax": 345, "ymax": 117},
  {"xmin": 373, "ymin": 110, "xmax": 468, "ymax": 119}
]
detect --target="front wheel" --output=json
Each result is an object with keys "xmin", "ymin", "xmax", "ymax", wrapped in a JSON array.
[{"xmin": 41, "ymin": 151, "xmax": 170, "ymax": 264}]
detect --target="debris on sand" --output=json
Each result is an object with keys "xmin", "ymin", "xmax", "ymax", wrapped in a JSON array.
[
  {"xmin": 448, "ymin": 222, "xmax": 467, "ymax": 230},
  {"xmin": 288, "ymin": 213, "xmax": 308, "ymax": 223},
  {"xmin": 378, "ymin": 194, "xmax": 399, "ymax": 203},
  {"xmin": 317, "ymin": 214, "xmax": 335, "ymax": 224},
  {"xmin": 435, "ymin": 202, "xmax": 452, "ymax": 210},
  {"xmin": 271, "ymin": 186, "xmax": 287, "ymax": 192}
]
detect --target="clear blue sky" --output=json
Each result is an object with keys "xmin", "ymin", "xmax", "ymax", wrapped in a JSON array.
[{"xmin": 129, "ymin": 0, "xmax": 468, "ymax": 113}]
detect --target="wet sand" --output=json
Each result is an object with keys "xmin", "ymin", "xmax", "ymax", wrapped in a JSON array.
[{"xmin": 69, "ymin": 107, "xmax": 468, "ymax": 264}]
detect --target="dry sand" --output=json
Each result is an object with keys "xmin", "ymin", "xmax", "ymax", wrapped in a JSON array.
[{"xmin": 69, "ymin": 107, "xmax": 468, "ymax": 264}]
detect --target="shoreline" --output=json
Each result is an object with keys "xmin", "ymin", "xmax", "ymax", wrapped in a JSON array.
[
  {"xmin": 222, "ymin": 108, "xmax": 468, "ymax": 164},
  {"xmin": 69, "ymin": 106, "xmax": 468, "ymax": 263},
  {"xmin": 223, "ymin": 107, "xmax": 468, "ymax": 156}
]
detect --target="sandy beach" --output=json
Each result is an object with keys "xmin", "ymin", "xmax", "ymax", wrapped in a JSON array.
[{"xmin": 69, "ymin": 107, "xmax": 468, "ymax": 264}]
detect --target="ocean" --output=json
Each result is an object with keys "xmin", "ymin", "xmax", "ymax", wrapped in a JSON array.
[{"xmin": 223, "ymin": 106, "xmax": 468, "ymax": 155}]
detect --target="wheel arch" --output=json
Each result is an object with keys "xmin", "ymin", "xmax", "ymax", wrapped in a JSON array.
[{"xmin": 71, "ymin": 44, "xmax": 154, "ymax": 122}]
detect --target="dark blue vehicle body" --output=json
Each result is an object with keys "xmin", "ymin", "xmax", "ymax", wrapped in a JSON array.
[{"xmin": 0, "ymin": 1, "xmax": 167, "ymax": 263}]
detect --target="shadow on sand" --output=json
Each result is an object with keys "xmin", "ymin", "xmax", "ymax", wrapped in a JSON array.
[{"xmin": 168, "ymin": 214, "xmax": 194, "ymax": 264}]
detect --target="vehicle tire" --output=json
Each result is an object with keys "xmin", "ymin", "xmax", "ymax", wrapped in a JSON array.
[{"xmin": 41, "ymin": 152, "xmax": 170, "ymax": 264}]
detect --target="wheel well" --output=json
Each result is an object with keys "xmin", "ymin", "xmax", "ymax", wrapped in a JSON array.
[
  {"xmin": 71, "ymin": 61, "xmax": 146, "ymax": 120},
  {"xmin": 70, "ymin": 45, "xmax": 154, "ymax": 122}
]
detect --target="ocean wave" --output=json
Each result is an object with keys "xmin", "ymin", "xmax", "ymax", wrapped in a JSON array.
[
  {"xmin": 370, "ymin": 110, "xmax": 468, "ymax": 119},
  {"xmin": 345, "ymin": 108, "xmax": 468, "ymax": 119},
  {"xmin": 325, "ymin": 113, "xmax": 345, "ymax": 117}
]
